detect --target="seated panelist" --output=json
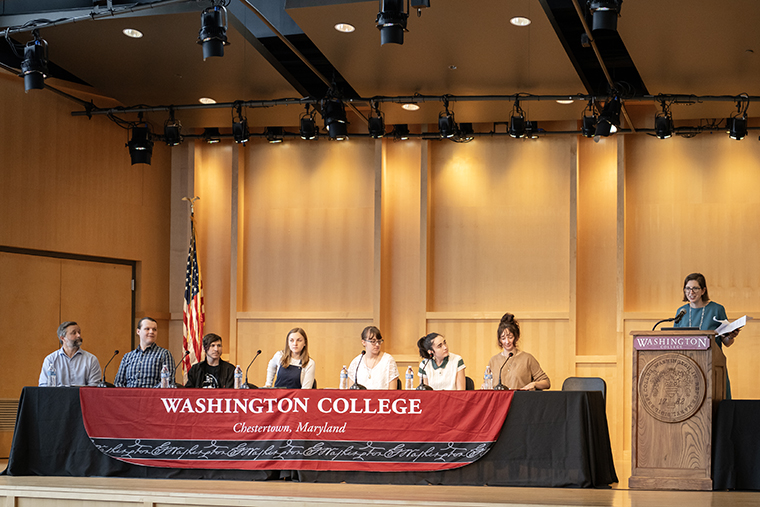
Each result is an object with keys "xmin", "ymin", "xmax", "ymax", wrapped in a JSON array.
[
  {"xmin": 348, "ymin": 326, "xmax": 399, "ymax": 390},
  {"xmin": 38, "ymin": 321, "xmax": 101, "ymax": 387},
  {"xmin": 417, "ymin": 332, "xmax": 466, "ymax": 390},
  {"xmin": 114, "ymin": 317, "xmax": 175, "ymax": 388},
  {"xmin": 265, "ymin": 327, "xmax": 315, "ymax": 389},
  {"xmin": 487, "ymin": 313, "xmax": 550, "ymax": 391},
  {"xmin": 185, "ymin": 333, "xmax": 235, "ymax": 388}
]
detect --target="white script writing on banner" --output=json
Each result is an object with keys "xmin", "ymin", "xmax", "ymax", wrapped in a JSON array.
[{"xmin": 160, "ymin": 397, "xmax": 422, "ymax": 415}]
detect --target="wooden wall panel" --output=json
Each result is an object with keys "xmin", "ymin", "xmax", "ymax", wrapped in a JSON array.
[
  {"xmin": 428, "ymin": 137, "xmax": 573, "ymax": 312},
  {"xmin": 241, "ymin": 140, "xmax": 376, "ymax": 314},
  {"xmin": 237, "ymin": 318, "xmax": 373, "ymax": 389}
]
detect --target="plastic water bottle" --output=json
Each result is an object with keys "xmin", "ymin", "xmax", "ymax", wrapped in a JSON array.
[
  {"xmin": 339, "ymin": 366, "xmax": 349, "ymax": 389},
  {"xmin": 160, "ymin": 363, "xmax": 171, "ymax": 388},
  {"xmin": 483, "ymin": 365, "xmax": 493, "ymax": 390},
  {"xmin": 405, "ymin": 366, "xmax": 414, "ymax": 390},
  {"xmin": 47, "ymin": 365, "xmax": 57, "ymax": 387},
  {"xmin": 234, "ymin": 365, "xmax": 243, "ymax": 389}
]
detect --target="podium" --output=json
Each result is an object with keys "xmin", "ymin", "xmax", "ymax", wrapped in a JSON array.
[{"xmin": 629, "ymin": 330, "xmax": 726, "ymax": 490}]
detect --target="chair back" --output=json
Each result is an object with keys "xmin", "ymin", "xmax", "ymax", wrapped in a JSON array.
[
  {"xmin": 561, "ymin": 376, "xmax": 606, "ymax": 404},
  {"xmin": 465, "ymin": 376, "xmax": 474, "ymax": 390}
]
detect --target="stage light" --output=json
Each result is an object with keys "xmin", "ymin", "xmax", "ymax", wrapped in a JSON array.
[
  {"xmin": 525, "ymin": 121, "xmax": 539, "ymax": 139},
  {"xmin": 198, "ymin": 3, "xmax": 229, "ymax": 60},
  {"xmin": 127, "ymin": 118, "xmax": 153, "ymax": 165},
  {"xmin": 509, "ymin": 99, "xmax": 527, "ymax": 138},
  {"xmin": 376, "ymin": 0, "xmax": 408, "ymax": 46},
  {"xmin": 265, "ymin": 127, "xmax": 284, "ymax": 144},
  {"xmin": 438, "ymin": 99, "xmax": 457, "ymax": 138},
  {"xmin": 299, "ymin": 105, "xmax": 318, "ymax": 140},
  {"xmin": 581, "ymin": 116, "xmax": 597, "ymax": 138},
  {"xmin": 587, "ymin": 0, "xmax": 622, "ymax": 32},
  {"xmin": 727, "ymin": 116, "xmax": 747, "ymax": 140},
  {"xmin": 594, "ymin": 96, "xmax": 621, "ymax": 142},
  {"xmin": 654, "ymin": 102, "xmax": 673, "ymax": 139},
  {"xmin": 322, "ymin": 97, "xmax": 348, "ymax": 140},
  {"xmin": 232, "ymin": 119, "xmax": 249, "ymax": 144},
  {"xmin": 163, "ymin": 110, "xmax": 182, "ymax": 146},
  {"xmin": 203, "ymin": 127, "xmax": 221, "ymax": 144},
  {"xmin": 20, "ymin": 30, "xmax": 48, "ymax": 92},
  {"xmin": 457, "ymin": 123, "xmax": 474, "ymax": 142},
  {"xmin": 392, "ymin": 124, "xmax": 410, "ymax": 140},
  {"xmin": 368, "ymin": 101, "xmax": 385, "ymax": 138}
]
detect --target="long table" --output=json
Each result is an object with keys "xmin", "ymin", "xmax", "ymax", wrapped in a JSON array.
[
  {"xmin": 713, "ymin": 400, "xmax": 760, "ymax": 490},
  {"xmin": 3, "ymin": 387, "xmax": 618, "ymax": 487}
]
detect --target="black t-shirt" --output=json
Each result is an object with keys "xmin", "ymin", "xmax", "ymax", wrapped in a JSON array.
[{"xmin": 200, "ymin": 363, "xmax": 221, "ymax": 388}]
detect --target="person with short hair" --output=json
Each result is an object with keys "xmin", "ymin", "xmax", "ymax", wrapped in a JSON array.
[
  {"xmin": 416, "ymin": 332, "xmax": 466, "ymax": 390},
  {"xmin": 185, "ymin": 333, "xmax": 235, "ymax": 388},
  {"xmin": 265, "ymin": 328, "xmax": 316, "ymax": 389},
  {"xmin": 347, "ymin": 326, "xmax": 399, "ymax": 390},
  {"xmin": 487, "ymin": 313, "xmax": 550, "ymax": 391},
  {"xmin": 114, "ymin": 317, "xmax": 175, "ymax": 388},
  {"xmin": 38, "ymin": 321, "xmax": 101, "ymax": 386}
]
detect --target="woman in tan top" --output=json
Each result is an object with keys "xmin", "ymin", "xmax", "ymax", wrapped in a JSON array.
[{"xmin": 487, "ymin": 313, "xmax": 550, "ymax": 390}]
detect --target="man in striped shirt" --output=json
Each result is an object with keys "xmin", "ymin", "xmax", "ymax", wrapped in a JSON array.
[{"xmin": 114, "ymin": 317, "xmax": 175, "ymax": 388}]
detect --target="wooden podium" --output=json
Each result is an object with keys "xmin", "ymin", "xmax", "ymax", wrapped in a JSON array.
[{"xmin": 629, "ymin": 330, "xmax": 726, "ymax": 490}]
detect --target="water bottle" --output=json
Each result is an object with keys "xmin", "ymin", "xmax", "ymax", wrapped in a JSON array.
[
  {"xmin": 160, "ymin": 363, "xmax": 171, "ymax": 388},
  {"xmin": 405, "ymin": 366, "xmax": 414, "ymax": 390},
  {"xmin": 234, "ymin": 365, "xmax": 243, "ymax": 389},
  {"xmin": 339, "ymin": 366, "xmax": 349, "ymax": 389},
  {"xmin": 47, "ymin": 365, "xmax": 57, "ymax": 387},
  {"xmin": 483, "ymin": 365, "xmax": 493, "ymax": 390}
]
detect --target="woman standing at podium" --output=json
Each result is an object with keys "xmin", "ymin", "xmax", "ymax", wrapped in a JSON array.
[{"xmin": 674, "ymin": 273, "xmax": 740, "ymax": 397}]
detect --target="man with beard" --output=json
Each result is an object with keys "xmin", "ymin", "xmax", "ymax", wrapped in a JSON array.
[
  {"xmin": 39, "ymin": 321, "xmax": 102, "ymax": 386},
  {"xmin": 185, "ymin": 333, "xmax": 235, "ymax": 388}
]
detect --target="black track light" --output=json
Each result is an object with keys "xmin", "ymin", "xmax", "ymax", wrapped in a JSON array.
[
  {"xmin": 509, "ymin": 99, "xmax": 527, "ymax": 138},
  {"xmin": 727, "ymin": 116, "xmax": 747, "ymax": 140},
  {"xmin": 525, "ymin": 121, "xmax": 539, "ymax": 139},
  {"xmin": 127, "ymin": 122, "xmax": 153, "ymax": 165},
  {"xmin": 20, "ymin": 30, "xmax": 48, "ymax": 92},
  {"xmin": 654, "ymin": 114, "xmax": 672, "ymax": 140},
  {"xmin": 587, "ymin": 0, "xmax": 622, "ymax": 32},
  {"xmin": 265, "ymin": 127, "xmax": 284, "ymax": 144},
  {"xmin": 458, "ymin": 123, "xmax": 474, "ymax": 142},
  {"xmin": 232, "ymin": 119, "xmax": 249, "ymax": 144},
  {"xmin": 203, "ymin": 127, "xmax": 221, "ymax": 144},
  {"xmin": 439, "ymin": 99, "xmax": 457, "ymax": 138},
  {"xmin": 376, "ymin": 0, "xmax": 408, "ymax": 46},
  {"xmin": 581, "ymin": 115, "xmax": 597, "ymax": 138},
  {"xmin": 594, "ymin": 96, "xmax": 621, "ymax": 141},
  {"xmin": 299, "ymin": 104, "xmax": 318, "ymax": 140},
  {"xmin": 392, "ymin": 124, "xmax": 410, "ymax": 141},
  {"xmin": 368, "ymin": 101, "xmax": 385, "ymax": 138},
  {"xmin": 198, "ymin": 3, "xmax": 229, "ymax": 60},
  {"xmin": 164, "ymin": 122, "xmax": 182, "ymax": 146},
  {"xmin": 322, "ymin": 97, "xmax": 348, "ymax": 140}
]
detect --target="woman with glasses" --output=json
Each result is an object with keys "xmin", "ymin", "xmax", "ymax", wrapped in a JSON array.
[
  {"xmin": 417, "ymin": 332, "xmax": 466, "ymax": 390},
  {"xmin": 264, "ymin": 327, "xmax": 315, "ymax": 389},
  {"xmin": 675, "ymin": 273, "xmax": 740, "ymax": 397},
  {"xmin": 486, "ymin": 313, "xmax": 550, "ymax": 390},
  {"xmin": 347, "ymin": 326, "xmax": 399, "ymax": 390}
]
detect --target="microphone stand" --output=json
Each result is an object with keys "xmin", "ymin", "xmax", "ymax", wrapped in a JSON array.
[
  {"xmin": 171, "ymin": 350, "xmax": 190, "ymax": 388},
  {"xmin": 244, "ymin": 349, "xmax": 262, "ymax": 389},
  {"xmin": 653, "ymin": 309, "xmax": 686, "ymax": 331},
  {"xmin": 97, "ymin": 350, "xmax": 119, "ymax": 387},
  {"xmin": 416, "ymin": 358, "xmax": 433, "ymax": 390},
  {"xmin": 493, "ymin": 352, "xmax": 513, "ymax": 391},
  {"xmin": 350, "ymin": 350, "xmax": 367, "ymax": 390}
]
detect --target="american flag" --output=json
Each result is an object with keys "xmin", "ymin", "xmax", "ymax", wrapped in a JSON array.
[{"xmin": 182, "ymin": 215, "xmax": 205, "ymax": 381}]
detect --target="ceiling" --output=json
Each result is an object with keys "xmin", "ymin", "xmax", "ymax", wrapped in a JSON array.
[{"xmin": 2, "ymin": 0, "xmax": 760, "ymax": 134}]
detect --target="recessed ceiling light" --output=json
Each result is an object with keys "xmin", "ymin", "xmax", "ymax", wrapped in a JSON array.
[
  {"xmin": 199, "ymin": 97, "xmax": 217, "ymax": 104},
  {"xmin": 334, "ymin": 23, "xmax": 355, "ymax": 33},
  {"xmin": 122, "ymin": 28, "xmax": 143, "ymax": 39},
  {"xmin": 556, "ymin": 99, "xmax": 575, "ymax": 104},
  {"xmin": 448, "ymin": 65, "xmax": 458, "ymax": 70},
  {"xmin": 510, "ymin": 17, "xmax": 531, "ymax": 27},
  {"xmin": 402, "ymin": 103, "xmax": 420, "ymax": 111}
]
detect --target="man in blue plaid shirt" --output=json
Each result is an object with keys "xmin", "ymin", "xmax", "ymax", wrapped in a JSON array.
[{"xmin": 115, "ymin": 317, "xmax": 175, "ymax": 388}]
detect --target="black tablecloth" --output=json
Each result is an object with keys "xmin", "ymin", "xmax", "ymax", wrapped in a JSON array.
[
  {"xmin": 2, "ymin": 387, "xmax": 617, "ymax": 487},
  {"xmin": 713, "ymin": 400, "xmax": 760, "ymax": 490}
]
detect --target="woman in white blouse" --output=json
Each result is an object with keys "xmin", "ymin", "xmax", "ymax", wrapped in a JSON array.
[
  {"xmin": 265, "ymin": 327, "xmax": 315, "ymax": 389},
  {"xmin": 347, "ymin": 326, "xmax": 399, "ymax": 390}
]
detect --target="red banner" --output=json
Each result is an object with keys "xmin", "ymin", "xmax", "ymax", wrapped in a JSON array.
[{"xmin": 80, "ymin": 387, "xmax": 513, "ymax": 472}]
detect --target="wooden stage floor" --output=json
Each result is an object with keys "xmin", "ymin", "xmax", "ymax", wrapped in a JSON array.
[{"xmin": 2, "ymin": 461, "xmax": 760, "ymax": 507}]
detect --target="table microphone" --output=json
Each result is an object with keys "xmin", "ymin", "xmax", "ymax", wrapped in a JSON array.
[
  {"xmin": 97, "ymin": 350, "xmax": 119, "ymax": 387},
  {"xmin": 416, "ymin": 358, "xmax": 433, "ymax": 390},
  {"xmin": 350, "ymin": 350, "xmax": 367, "ymax": 390},
  {"xmin": 244, "ymin": 350, "xmax": 262, "ymax": 389},
  {"xmin": 493, "ymin": 352, "xmax": 513, "ymax": 391},
  {"xmin": 170, "ymin": 350, "xmax": 190, "ymax": 387},
  {"xmin": 652, "ymin": 308, "xmax": 686, "ymax": 331}
]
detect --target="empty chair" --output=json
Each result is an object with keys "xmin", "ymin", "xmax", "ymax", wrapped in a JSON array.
[{"xmin": 562, "ymin": 376, "xmax": 606, "ymax": 404}]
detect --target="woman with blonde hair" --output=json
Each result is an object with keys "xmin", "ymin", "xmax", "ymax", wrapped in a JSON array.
[{"xmin": 265, "ymin": 327, "xmax": 315, "ymax": 389}]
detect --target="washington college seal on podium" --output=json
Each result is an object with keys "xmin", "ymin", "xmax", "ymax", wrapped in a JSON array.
[{"xmin": 638, "ymin": 353, "xmax": 706, "ymax": 423}]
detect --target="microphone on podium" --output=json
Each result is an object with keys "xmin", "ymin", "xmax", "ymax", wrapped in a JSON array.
[
  {"xmin": 350, "ymin": 350, "xmax": 367, "ymax": 390},
  {"xmin": 244, "ymin": 350, "xmax": 262, "ymax": 389},
  {"xmin": 416, "ymin": 358, "xmax": 434, "ymax": 390},
  {"xmin": 98, "ymin": 350, "xmax": 119, "ymax": 387},
  {"xmin": 493, "ymin": 352, "xmax": 513, "ymax": 391},
  {"xmin": 652, "ymin": 308, "xmax": 686, "ymax": 331}
]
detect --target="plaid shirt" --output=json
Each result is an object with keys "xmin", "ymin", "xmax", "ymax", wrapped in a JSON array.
[{"xmin": 114, "ymin": 343, "xmax": 175, "ymax": 388}]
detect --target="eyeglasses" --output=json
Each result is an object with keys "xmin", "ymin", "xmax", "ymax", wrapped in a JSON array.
[
  {"xmin": 363, "ymin": 339, "xmax": 383, "ymax": 345},
  {"xmin": 684, "ymin": 287, "xmax": 702, "ymax": 293}
]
